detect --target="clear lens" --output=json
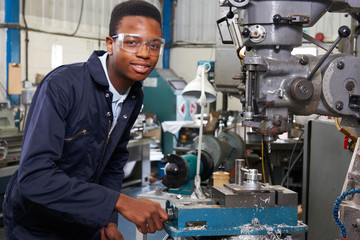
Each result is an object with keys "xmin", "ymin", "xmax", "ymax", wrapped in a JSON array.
[{"xmin": 115, "ymin": 34, "xmax": 164, "ymax": 56}]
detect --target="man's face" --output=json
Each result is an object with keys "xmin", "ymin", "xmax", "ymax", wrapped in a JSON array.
[{"xmin": 107, "ymin": 16, "xmax": 162, "ymax": 84}]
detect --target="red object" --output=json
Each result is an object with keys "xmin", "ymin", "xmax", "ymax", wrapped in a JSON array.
[
  {"xmin": 179, "ymin": 102, "xmax": 186, "ymax": 117},
  {"xmin": 344, "ymin": 136, "xmax": 349, "ymax": 149},
  {"xmin": 230, "ymin": 167, "xmax": 235, "ymax": 178},
  {"xmin": 190, "ymin": 102, "xmax": 197, "ymax": 116},
  {"xmin": 315, "ymin": 32, "xmax": 324, "ymax": 42},
  {"xmin": 230, "ymin": 149, "xmax": 252, "ymax": 178}
]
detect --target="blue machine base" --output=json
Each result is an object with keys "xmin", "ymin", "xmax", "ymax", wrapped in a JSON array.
[{"xmin": 164, "ymin": 204, "xmax": 307, "ymax": 237}]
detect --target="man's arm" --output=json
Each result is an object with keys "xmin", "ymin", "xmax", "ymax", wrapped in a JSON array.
[{"xmin": 115, "ymin": 194, "xmax": 169, "ymax": 234}]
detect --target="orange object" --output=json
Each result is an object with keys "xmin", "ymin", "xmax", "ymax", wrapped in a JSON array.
[{"xmin": 213, "ymin": 171, "xmax": 230, "ymax": 187}]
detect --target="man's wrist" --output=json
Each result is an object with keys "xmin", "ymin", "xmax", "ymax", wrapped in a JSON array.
[{"xmin": 115, "ymin": 193, "xmax": 128, "ymax": 213}]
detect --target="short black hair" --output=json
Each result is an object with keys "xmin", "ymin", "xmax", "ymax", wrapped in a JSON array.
[{"xmin": 109, "ymin": 0, "xmax": 162, "ymax": 36}]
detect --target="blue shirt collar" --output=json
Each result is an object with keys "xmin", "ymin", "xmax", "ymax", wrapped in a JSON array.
[{"xmin": 98, "ymin": 52, "xmax": 130, "ymax": 103}]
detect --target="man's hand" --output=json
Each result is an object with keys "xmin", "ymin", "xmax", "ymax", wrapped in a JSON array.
[
  {"xmin": 115, "ymin": 194, "xmax": 169, "ymax": 234},
  {"xmin": 101, "ymin": 222, "xmax": 124, "ymax": 240}
]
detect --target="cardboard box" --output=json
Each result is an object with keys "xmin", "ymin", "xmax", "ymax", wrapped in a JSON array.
[{"xmin": 142, "ymin": 127, "xmax": 161, "ymax": 141}]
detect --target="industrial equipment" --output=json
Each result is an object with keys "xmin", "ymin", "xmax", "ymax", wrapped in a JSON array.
[
  {"xmin": 161, "ymin": 152, "xmax": 213, "ymax": 195},
  {"xmin": 216, "ymin": 0, "xmax": 360, "ymax": 142},
  {"xmin": 162, "ymin": 1, "xmax": 360, "ymax": 239},
  {"xmin": 161, "ymin": 131, "xmax": 245, "ymax": 195},
  {"xmin": 164, "ymin": 160, "xmax": 306, "ymax": 239},
  {"xmin": 142, "ymin": 69, "xmax": 196, "ymax": 155}
]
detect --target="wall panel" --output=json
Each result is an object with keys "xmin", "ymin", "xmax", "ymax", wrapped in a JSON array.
[{"xmin": 174, "ymin": 0, "xmax": 218, "ymax": 43}]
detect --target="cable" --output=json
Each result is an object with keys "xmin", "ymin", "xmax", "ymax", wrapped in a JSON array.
[
  {"xmin": 333, "ymin": 188, "xmax": 360, "ymax": 239},
  {"xmin": 29, "ymin": 0, "xmax": 84, "ymax": 37},
  {"xmin": 0, "ymin": 23, "xmax": 105, "ymax": 41},
  {"xmin": 12, "ymin": 0, "xmax": 85, "ymax": 40},
  {"xmin": 261, "ymin": 139, "xmax": 266, "ymax": 183},
  {"xmin": 21, "ymin": 0, "xmax": 84, "ymax": 81},
  {"xmin": 281, "ymin": 148, "xmax": 304, "ymax": 187},
  {"xmin": 284, "ymin": 130, "xmax": 304, "ymax": 188},
  {"xmin": 335, "ymin": 117, "xmax": 357, "ymax": 143},
  {"xmin": 69, "ymin": 0, "xmax": 85, "ymax": 36}
]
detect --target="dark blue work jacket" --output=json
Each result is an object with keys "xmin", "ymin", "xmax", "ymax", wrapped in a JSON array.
[{"xmin": 3, "ymin": 51, "xmax": 143, "ymax": 239}]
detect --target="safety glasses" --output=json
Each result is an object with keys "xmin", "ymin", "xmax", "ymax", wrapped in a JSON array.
[{"xmin": 112, "ymin": 33, "xmax": 165, "ymax": 56}]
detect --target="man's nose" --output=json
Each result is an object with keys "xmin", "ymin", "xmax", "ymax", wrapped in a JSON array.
[{"xmin": 137, "ymin": 42, "xmax": 150, "ymax": 57}]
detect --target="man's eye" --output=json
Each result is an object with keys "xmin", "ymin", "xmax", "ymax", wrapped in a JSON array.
[
  {"xmin": 150, "ymin": 44, "xmax": 161, "ymax": 50},
  {"xmin": 150, "ymin": 41, "xmax": 162, "ymax": 49},
  {"xmin": 124, "ymin": 39, "xmax": 140, "ymax": 46}
]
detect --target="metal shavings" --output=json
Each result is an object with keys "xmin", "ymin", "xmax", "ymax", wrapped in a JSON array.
[{"xmin": 238, "ymin": 218, "xmax": 294, "ymax": 240}]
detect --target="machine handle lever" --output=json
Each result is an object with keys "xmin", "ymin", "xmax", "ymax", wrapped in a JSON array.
[
  {"xmin": 273, "ymin": 14, "xmax": 295, "ymax": 23},
  {"xmin": 273, "ymin": 14, "xmax": 309, "ymax": 24},
  {"xmin": 306, "ymin": 25, "xmax": 350, "ymax": 81}
]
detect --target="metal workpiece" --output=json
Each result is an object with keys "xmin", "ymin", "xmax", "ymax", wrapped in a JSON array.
[
  {"xmin": 243, "ymin": 169, "xmax": 262, "ymax": 190},
  {"xmin": 211, "ymin": 184, "xmax": 298, "ymax": 208},
  {"xmin": 235, "ymin": 159, "xmax": 246, "ymax": 185}
]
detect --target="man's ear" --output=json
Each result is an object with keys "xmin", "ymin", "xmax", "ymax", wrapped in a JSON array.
[{"xmin": 106, "ymin": 36, "xmax": 114, "ymax": 55}]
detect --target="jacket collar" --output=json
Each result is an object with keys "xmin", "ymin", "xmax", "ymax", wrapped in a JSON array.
[{"xmin": 87, "ymin": 50, "xmax": 142, "ymax": 89}]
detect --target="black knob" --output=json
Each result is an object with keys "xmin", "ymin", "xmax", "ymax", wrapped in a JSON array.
[
  {"xmin": 165, "ymin": 163, "xmax": 179, "ymax": 176},
  {"xmin": 299, "ymin": 55, "xmax": 309, "ymax": 65},
  {"xmin": 273, "ymin": 14, "xmax": 282, "ymax": 23},
  {"xmin": 242, "ymin": 28, "xmax": 250, "ymax": 37},
  {"xmin": 227, "ymin": 10, "xmax": 234, "ymax": 19},
  {"xmin": 338, "ymin": 25, "xmax": 351, "ymax": 38}
]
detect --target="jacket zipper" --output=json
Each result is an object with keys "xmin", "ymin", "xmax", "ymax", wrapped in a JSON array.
[
  {"xmin": 96, "ymin": 120, "xmax": 112, "ymax": 172},
  {"xmin": 64, "ymin": 129, "xmax": 87, "ymax": 141}
]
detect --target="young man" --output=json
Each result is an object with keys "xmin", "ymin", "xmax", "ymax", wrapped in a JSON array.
[{"xmin": 3, "ymin": 1, "xmax": 168, "ymax": 239}]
